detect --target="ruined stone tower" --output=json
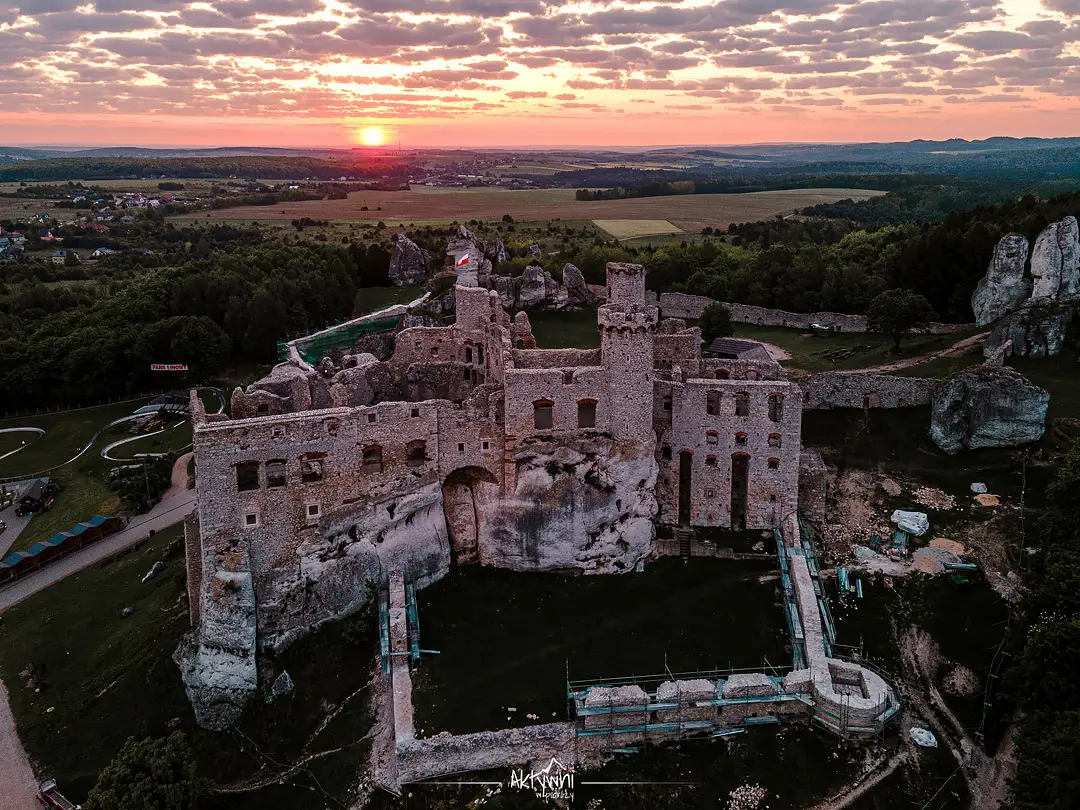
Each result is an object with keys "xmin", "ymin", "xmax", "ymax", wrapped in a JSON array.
[{"xmin": 598, "ymin": 263, "xmax": 657, "ymax": 443}]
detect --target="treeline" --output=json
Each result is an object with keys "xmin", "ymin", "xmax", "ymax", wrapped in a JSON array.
[
  {"xmin": 800, "ymin": 178, "xmax": 1080, "ymax": 225},
  {"xmin": 575, "ymin": 181, "xmax": 696, "ymax": 200},
  {"xmin": 0, "ymin": 241, "xmax": 397, "ymax": 411},
  {"xmin": 1001, "ymin": 442, "xmax": 1080, "ymax": 810},
  {"xmin": 0, "ymin": 155, "xmax": 414, "ymax": 182}
]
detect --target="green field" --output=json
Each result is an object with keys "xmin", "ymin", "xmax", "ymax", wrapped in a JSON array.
[
  {"xmin": 352, "ymin": 284, "xmax": 424, "ymax": 316},
  {"xmin": 0, "ymin": 524, "xmax": 379, "ymax": 807},
  {"xmin": 593, "ymin": 219, "xmax": 683, "ymax": 239}
]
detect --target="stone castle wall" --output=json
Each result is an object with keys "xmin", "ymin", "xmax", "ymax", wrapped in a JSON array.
[
  {"xmin": 797, "ymin": 373, "xmax": 938, "ymax": 409},
  {"xmin": 657, "ymin": 292, "xmax": 971, "ymax": 335}
]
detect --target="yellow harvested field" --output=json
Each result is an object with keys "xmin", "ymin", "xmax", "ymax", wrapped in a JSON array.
[
  {"xmin": 177, "ymin": 186, "xmax": 886, "ymax": 231},
  {"xmin": 594, "ymin": 219, "xmax": 683, "ymax": 239}
]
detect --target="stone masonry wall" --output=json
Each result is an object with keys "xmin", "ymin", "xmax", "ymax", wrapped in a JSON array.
[
  {"xmin": 797, "ymin": 373, "xmax": 937, "ymax": 409},
  {"xmin": 657, "ymin": 292, "xmax": 971, "ymax": 335}
]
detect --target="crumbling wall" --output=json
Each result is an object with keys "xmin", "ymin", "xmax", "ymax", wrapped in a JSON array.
[
  {"xmin": 798, "ymin": 373, "xmax": 938, "ymax": 409},
  {"xmin": 657, "ymin": 378, "xmax": 801, "ymax": 529}
]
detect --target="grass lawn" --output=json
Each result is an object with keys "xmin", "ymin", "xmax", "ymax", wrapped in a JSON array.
[
  {"xmin": 411, "ymin": 558, "xmax": 787, "ymax": 736},
  {"xmin": 0, "ymin": 524, "xmax": 379, "ymax": 808},
  {"xmin": 1009, "ymin": 346, "xmax": 1080, "ymax": 419},
  {"xmin": 0, "ymin": 400, "xmax": 146, "ymax": 478},
  {"xmin": 353, "ymin": 284, "xmax": 424, "ymax": 316},
  {"xmin": 729, "ymin": 324, "xmax": 983, "ymax": 373},
  {"xmin": 891, "ymin": 347, "xmax": 984, "ymax": 379},
  {"xmin": 527, "ymin": 309, "xmax": 601, "ymax": 348}
]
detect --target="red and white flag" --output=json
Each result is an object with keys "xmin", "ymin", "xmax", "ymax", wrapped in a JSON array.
[{"xmin": 455, "ymin": 253, "xmax": 470, "ymax": 268}]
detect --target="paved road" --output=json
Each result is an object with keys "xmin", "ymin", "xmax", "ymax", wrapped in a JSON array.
[
  {"xmin": 0, "ymin": 453, "xmax": 194, "ymax": 612},
  {"xmin": 0, "ymin": 679, "xmax": 39, "ymax": 810}
]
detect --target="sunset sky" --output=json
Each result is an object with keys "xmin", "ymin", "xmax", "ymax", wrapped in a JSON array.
[{"xmin": 3, "ymin": 0, "xmax": 1080, "ymax": 147}]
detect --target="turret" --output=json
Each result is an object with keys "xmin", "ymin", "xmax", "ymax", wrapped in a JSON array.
[{"xmin": 599, "ymin": 263, "xmax": 657, "ymax": 444}]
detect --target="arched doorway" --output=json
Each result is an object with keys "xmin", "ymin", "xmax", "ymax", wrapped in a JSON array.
[{"xmin": 442, "ymin": 466, "xmax": 498, "ymax": 565}]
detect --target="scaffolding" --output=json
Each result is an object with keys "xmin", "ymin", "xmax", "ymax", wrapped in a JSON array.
[{"xmin": 566, "ymin": 663, "xmax": 807, "ymax": 745}]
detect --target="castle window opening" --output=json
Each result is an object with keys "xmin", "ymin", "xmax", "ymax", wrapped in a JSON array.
[
  {"xmin": 367, "ymin": 412, "xmax": 377, "ymax": 424},
  {"xmin": 272, "ymin": 426, "xmax": 284, "ymax": 439},
  {"xmin": 431, "ymin": 347, "xmax": 439, "ymax": 357},
  {"xmin": 245, "ymin": 513, "xmax": 258, "ymax": 527},
  {"xmin": 716, "ymin": 369, "xmax": 730, "ymax": 379},
  {"xmin": 735, "ymin": 432, "xmax": 748, "ymax": 447},
  {"xmin": 306, "ymin": 502, "xmax": 320, "ymax": 519},
  {"xmin": 706, "ymin": 455, "xmax": 717, "ymax": 467},
  {"xmin": 301, "ymin": 457, "xmax": 324, "ymax": 483},
  {"xmin": 465, "ymin": 347, "xmax": 473, "ymax": 363},
  {"xmin": 411, "ymin": 407, "xmax": 420, "ymax": 418},
  {"xmin": 361, "ymin": 446, "xmax": 382, "ymax": 474},
  {"xmin": 577, "ymin": 399, "xmax": 597, "ymax": 429},
  {"xmin": 768, "ymin": 394, "xmax": 784, "ymax": 423},
  {"xmin": 533, "ymin": 399, "xmax": 554, "ymax": 430},
  {"xmin": 768, "ymin": 433, "xmax": 782, "ymax": 448},
  {"xmin": 406, "ymin": 440, "xmax": 427, "ymax": 467},
  {"xmin": 563, "ymin": 371, "xmax": 574, "ymax": 385},
  {"xmin": 236, "ymin": 462, "xmax": 260, "ymax": 492},
  {"xmin": 477, "ymin": 346, "xmax": 483, "ymax": 363},
  {"xmin": 768, "ymin": 457, "xmax": 780, "ymax": 470},
  {"xmin": 706, "ymin": 430, "xmax": 719, "ymax": 445},
  {"xmin": 735, "ymin": 391, "xmax": 750, "ymax": 417},
  {"xmin": 256, "ymin": 403, "xmax": 269, "ymax": 417},
  {"xmin": 663, "ymin": 395, "xmax": 672, "ymax": 412},
  {"xmin": 482, "ymin": 440, "xmax": 490, "ymax": 451},
  {"xmin": 516, "ymin": 339, "xmax": 525, "ymax": 349},
  {"xmin": 266, "ymin": 460, "xmax": 286, "ymax": 488},
  {"xmin": 705, "ymin": 488, "xmax": 715, "ymax": 498},
  {"xmin": 746, "ymin": 368, "xmax": 761, "ymax": 380},
  {"xmin": 458, "ymin": 442, "xmax": 465, "ymax": 452},
  {"xmin": 662, "ymin": 444, "xmax": 672, "ymax": 460},
  {"xmin": 463, "ymin": 367, "xmax": 472, "ymax": 380},
  {"xmin": 706, "ymin": 391, "xmax": 720, "ymax": 416}
]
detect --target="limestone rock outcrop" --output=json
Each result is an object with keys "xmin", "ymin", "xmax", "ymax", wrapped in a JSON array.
[
  {"xmin": 494, "ymin": 263, "xmax": 568, "ymax": 311},
  {"xmin": 526, "ymin": 243, "xmax": 541, "ymax": 258},
  {"xmin": 971, "ymin": 233, "xmax": 1030, "ymax": 326},
  {"xmin": 987, "ymin": 304, "xmax": 1073, "ymax": 360},
  {"xmin": 175, "ymin": 565, "xmax": 258, "ymax": 729},
  {"xmin": 446, "ymin": 225, "xmax": 491, "ymax": 287},
  {"xmin": 231, "ymin": 361, "xmax": 330, "ymax": 417},
  {"xmin": 1030, "ymin": 216, "xmax": 1080, "ymax": 302},
  {"xmin": 563, "ymin": 263, "xmax": 598, "ymax": 308},
  {"xmin": 388, "ymin": 233, "xmax": 434, "ymax": 286},
  {"xmin": 482, "ymin": 437, "xmax": 658, "ymax": 573},
  {"xmin": 484, "ymin": 238, "xmax": 509, "ymax": 264},
  {"xmin": 930, "ymin": 366, "xmax": 1049, "ymax": 454}
]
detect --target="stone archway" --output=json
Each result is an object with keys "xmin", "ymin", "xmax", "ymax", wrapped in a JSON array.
[{"xmin": 442, "ymin": 466, "xmax": 498, "ymax": 565}]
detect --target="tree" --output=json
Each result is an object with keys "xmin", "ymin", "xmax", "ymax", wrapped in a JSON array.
[
  {"xmin": 866, "ymin": 288, "xmax": 935, "ymax": 353},
  {"xmin": 699, "ymin": 302, "xmax": 734, "ymax": 345},
  {"xmin": 63, "ymin": 249, "xmax": 79, "ymax": 267},
  {"xmin": 85, "ymin": 733, "xmax": 201, "ymax": 810}
]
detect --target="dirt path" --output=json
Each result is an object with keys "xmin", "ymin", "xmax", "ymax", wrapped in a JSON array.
[
  {"xmin": 808, "ymin": 751, "xmax": 910, "ymax": 810},
  {"xmin": 837, "ymin": 332, "xmax": 989, "ymax": 375},
  {"xmin": 0, "ymin": 678, "xmax": 40, "ymax": 810},
  {"xmin": 760, "ymin": 342, "xmax": 792, "ymax": 362}
]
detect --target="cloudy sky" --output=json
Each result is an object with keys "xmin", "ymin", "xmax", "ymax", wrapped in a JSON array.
[{"xmin": 2, "ymin": 0, "xmax": 1080, "ymax": 147}]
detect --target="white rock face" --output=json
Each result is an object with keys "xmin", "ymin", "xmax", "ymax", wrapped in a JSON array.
[
  {"xmin": 175, "ymin": 569, "xmax": 258, "ymax": 730},
  {"xmin": 971, "ymin": 233, "xmax": 1031, "ymax": 325},
  {"xmin": 481, "ymin": 437, "xmax": 658, "ymax": 574},
  {"xmin": 1030, "ymin": 217, "xmax": 1080, "ymax": 301}
]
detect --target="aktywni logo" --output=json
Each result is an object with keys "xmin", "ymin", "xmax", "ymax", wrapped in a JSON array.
[{"xmin": 509, "ymin": 757, "xmax": 575, "ymax": 800}]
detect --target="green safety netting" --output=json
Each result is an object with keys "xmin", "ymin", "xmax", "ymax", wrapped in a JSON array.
[{"xmin": 278, "ymin": 316, "xmax": 401, "ymax": 364}]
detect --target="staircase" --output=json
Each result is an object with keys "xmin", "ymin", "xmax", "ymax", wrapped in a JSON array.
[{"xmin": 675, "ymin": 527, "xmax": 694, "ymax": 558}]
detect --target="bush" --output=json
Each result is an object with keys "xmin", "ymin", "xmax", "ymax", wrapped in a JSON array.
[{"xmin": 85, "ymin": 732, "xmax": 201, "ymax": 810}]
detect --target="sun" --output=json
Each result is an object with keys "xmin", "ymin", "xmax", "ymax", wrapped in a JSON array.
[{"xmin": 358, "ymin": 126, "xmax": 385, "ymax": 147}]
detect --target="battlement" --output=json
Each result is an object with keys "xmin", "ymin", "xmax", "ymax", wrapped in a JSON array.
[
  {"xmin": 597, "ymin": 304, "xmax": 659, "ymax": 333},
  {"xmin": 605, "ymin": 262, "xmax": 648, "ymax": 307}
]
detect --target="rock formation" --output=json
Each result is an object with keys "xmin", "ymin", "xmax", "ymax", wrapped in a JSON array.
[
  {"xmin": 483, "ymin": 437, "xmax": 659, "ymax": 573},
  {"xmin": 971, "ymin": 233, "xmax": 1030, "ymax": 326},
  {"xmin": 930, "ymin": 366, "xmax": 1049, "ymax": 454},
  {"xmin": 493, "ymin": 263, "xmax": 568, "ymax": 311},
  {"xmin": 1030, "ymin": 216, "xmax": 1080, "ymax": 302},
  {"xmin": 563, "ymin": 263, "xmax": 598, "ymax": 308},
  {"xmin": 388, "ymin": 233, "xmax": 434, "ymax": 286},
  {"xmin": 446, "ymin": 225, "xmax": 491, "ymax": 287},
  {"xmin": 526, "ymin": 243, "xmax": 541, "ymax": 258},
  {"xmin": 987, "ymin": 304, "xmax": 1073, "ymax": 360},
  {"xmin": 977, "ymin": 219, "xmax": 1080, "ymax": 358},
  {"xmin": 484, "ymin": 238, "xmax": 509, "ymax": 264}
]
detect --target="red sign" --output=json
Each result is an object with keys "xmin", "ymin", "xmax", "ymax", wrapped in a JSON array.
[{"xmin": 150, "ymin": 364, "xmax": 189, "ymax": 371}]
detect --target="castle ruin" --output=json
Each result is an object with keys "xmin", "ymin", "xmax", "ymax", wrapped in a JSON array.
[{"xmin": 178, "ymin": 261, "xmax": 805, "ymax": 728}]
